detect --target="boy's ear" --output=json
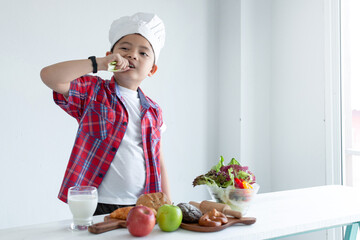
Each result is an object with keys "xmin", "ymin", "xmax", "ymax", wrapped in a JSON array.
[{"xmin": 148, "ymin": 64, "xmax": 158, "ymax": 77}]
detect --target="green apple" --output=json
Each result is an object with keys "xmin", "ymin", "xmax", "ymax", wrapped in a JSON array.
[{"xmin": 156, "ymin": 204, "xmax": 183, "ymax": 232}]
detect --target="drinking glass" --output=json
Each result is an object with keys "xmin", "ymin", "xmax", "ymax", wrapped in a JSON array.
[{"xmin": 68, "ymin": 186, "xmax": 98, "ymax": 230}]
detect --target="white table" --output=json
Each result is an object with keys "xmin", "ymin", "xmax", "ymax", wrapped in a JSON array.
[{"xmin": 1, "ymin": 185, "xmax": 360, "ymax": 240}]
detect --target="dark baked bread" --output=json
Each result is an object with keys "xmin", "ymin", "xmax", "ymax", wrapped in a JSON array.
[
  {"xmin": 177, "ymin": 203, "xmax": 203, "ymax": 223},
  {"xmin": 136, "ymin": 192, "xmax": 171, "ymax": 211}
]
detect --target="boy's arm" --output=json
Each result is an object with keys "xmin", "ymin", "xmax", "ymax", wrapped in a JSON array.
[
  {"xmin": 159, "ymin": 145, "xmax": 171, "ymax": 202},
  {"xmin": 40, "ymin": 54, "xmax": 129, "ymax": 96},
  {"xmin": 40, "ymin": 59, "xmax": 93, "ymax": 96}
]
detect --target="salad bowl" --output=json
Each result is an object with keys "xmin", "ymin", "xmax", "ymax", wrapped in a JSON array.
[
  {"xmin": 207, "ymin": 183, "xmax": 260, "ymax": 215},
  {"xmin": 193, "ymin": 156, "xmax": 258, "ymax": 216}
]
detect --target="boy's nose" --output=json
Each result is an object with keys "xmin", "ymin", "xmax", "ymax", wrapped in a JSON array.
[{"xmin": 126, "ymin": 51, "xmax": 138, "ymax": 60}]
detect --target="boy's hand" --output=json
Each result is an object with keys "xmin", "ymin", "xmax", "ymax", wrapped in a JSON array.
[{"xmin": 98, "ymin": 53, "xmax": 130, "ymax": 72}]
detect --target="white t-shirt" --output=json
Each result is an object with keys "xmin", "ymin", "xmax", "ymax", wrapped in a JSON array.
[{"xmin": 97, "ymin": 85, "xmax": 146, "ymax": 204}]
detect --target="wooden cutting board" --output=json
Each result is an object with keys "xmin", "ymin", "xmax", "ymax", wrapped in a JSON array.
[
  {"xmin": 89, "ymin": 212, "xmax": 256, "ymax": 234},
  {"xmin": 88, "ymin": 215, "xmax": 126, "ymax": 234},
  {"xmin": 180, "ymin": 217, "xmax": 256, "ymax": 232}
]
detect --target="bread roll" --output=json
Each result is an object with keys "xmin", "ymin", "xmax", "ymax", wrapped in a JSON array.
[
  {"xmin": 198, "ymin": 209, "xmax": 228, "ymax": 227},
  {"xmin": 109, "ymin": 206, "xmax": 133, "ymax": 220},
  {"xmin": 136, "ymin": 192, "xmax": 171, "ymax": 211}
]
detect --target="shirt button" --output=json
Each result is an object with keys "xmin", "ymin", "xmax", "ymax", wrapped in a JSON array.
[
  {"xmin": 111, "ymin": 147, "xmax": 117, "ymax": 152},
  {"xmin": 122, "ymin": 122, "xmax": 127, "ymax": 126},
  {"xmin": 98, "ymin": 173, "xmax": 104, "ymax": 178}
]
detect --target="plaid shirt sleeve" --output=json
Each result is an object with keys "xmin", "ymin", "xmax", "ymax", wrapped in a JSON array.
[{"xmin": 53, "ymin": 75, "xmax": 99, "ymax": 122}]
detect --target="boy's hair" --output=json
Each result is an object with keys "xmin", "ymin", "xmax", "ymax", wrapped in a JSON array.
[{"xmin": 109, "ymin": 12, "xmax": 165, "ymax": 63}]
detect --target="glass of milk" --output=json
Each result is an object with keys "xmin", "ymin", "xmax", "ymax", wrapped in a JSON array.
[{"xmin": 68, "ymin": 186, "xmax": 98, "ymax": 230}]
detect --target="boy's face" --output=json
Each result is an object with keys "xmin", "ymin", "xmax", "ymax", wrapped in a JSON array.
[{"xmin": 109, "ymin": 34, "xmax": 157, "ymax": 89}]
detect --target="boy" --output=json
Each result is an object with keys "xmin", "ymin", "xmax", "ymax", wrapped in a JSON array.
[{"xmin": 40, "ymin": 12, "xmax": 170, "ymax": 215}]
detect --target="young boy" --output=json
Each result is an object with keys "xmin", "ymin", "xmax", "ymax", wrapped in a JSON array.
[{"xmin": 40, "ymin": 12, "xmax": 170, "ymax": 215}]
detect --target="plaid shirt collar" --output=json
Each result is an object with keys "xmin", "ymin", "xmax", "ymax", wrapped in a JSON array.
[{"xmin": 109, "ymin": 76, "xmax": 156, "ymax": 110}]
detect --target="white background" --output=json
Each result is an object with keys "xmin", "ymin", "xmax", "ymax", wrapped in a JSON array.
[{"xmin": 0, "ymin": 1, "xmax": 341, "ymax": 239}]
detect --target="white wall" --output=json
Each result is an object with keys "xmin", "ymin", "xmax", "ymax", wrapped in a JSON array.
[
  {"xmin": 217, "ymin": 0, "xmax": 242, "ymax": 161},
  {"xmin": 270, "ymin": 0, "xmax": 327, "ymax": 192},
  {"xmin": 240, "ymin": 0, "xmax": 340, "ymax": 239},
  {"xmin": 0, "ymin": 0, "xmax": 219, "ymax": 229},
  {"xmin": 240, "ymin": 0, "xmax": 273, "ymax": 193},
  {"xmin": 240, "ymin": 0, "xmax": 331, "ymax": 192}
]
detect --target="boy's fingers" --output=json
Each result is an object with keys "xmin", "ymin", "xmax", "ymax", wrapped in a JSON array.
[
  {"xmin": 107, "ymin": 54, "xmax": 129, "ymax": 71},
  {"xmin": 117, "ymin": 59, "xmax": 129, "ymax": 70}
]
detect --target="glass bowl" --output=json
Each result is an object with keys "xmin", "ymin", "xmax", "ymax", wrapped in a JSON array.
[{"xmin": 207, "ymin": 183, "xmax": 260, "ymax": 215}]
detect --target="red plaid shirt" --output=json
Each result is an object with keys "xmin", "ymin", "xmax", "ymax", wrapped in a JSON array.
[{"xmin": 53, "ymin": 75, "xmax": 163, "ymax": 203}]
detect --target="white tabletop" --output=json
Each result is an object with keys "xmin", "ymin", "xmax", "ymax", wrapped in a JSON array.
[{"xmin": 1, "ymin": 185, "xmax": 360, "ymax": 240}]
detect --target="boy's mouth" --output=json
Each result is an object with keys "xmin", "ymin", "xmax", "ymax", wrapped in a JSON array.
[{"xmin": 128, "ymin": 61, "xmax": 135, "ymax": 69}]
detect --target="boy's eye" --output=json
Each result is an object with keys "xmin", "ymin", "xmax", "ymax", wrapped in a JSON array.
[
  {"xmin": 140, "ymin": 52, "xmax": 149, "ymax": 57},
  {"xmin": 120, "ymin": 47, "xmax": 128, "ymax": 51}
]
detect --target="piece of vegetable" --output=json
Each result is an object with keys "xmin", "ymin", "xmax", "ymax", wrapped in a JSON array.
[
  {"xmin": 244, "ymin": 182, "xmax": 253, "ymax": 189},
  {"xmin": 108, "ymin": 61, "xmax": 122, "ymax": 72},
  {"xmin": 234, "ymin": 178, "xmax": 253, "ymax": 189},
  {"xmin": 234, "ymin": 178, "xmax": 244, "ymax": 189}
]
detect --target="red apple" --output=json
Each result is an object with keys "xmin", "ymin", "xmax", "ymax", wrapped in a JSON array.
[{"xmin": 126, "ymin": 206, "xmax": 156, "ymax": 237}]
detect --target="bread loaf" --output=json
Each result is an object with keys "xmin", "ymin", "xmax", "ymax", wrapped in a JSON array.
[{"xmin": 136, "ymin": 192, "xmax": 171, "ymax": 211}]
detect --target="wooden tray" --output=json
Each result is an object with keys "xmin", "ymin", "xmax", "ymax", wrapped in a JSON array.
[
  {"xmin": 89, "ymin": 214, "xmax": 256, "ymax": 234},
  {"xmin": 88, "ymin": 215, "xmax": 126, "ymax": 234},
  {"xmin": 180, "ymin": 217, "xmax": 256, "ymax": 232}
]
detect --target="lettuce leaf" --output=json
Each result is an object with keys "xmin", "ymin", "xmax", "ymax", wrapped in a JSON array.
[
  {"xmin": 228, "ymin": 158, "xmax": 240, "ymax": 166},
  {"xmin": 228, "ymin": 167, "xmax": 235, "ymax": 187},
  {"xmin": 211, "ymin": 156, "xmax": 225, "ymax": 172}
]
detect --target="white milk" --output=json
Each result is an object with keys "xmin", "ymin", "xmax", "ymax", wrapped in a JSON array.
[{"xmin": 68, "ymin": 195, "xmax": 98, "ymax": 225}]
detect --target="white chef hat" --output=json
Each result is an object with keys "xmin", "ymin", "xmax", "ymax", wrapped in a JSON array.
[{"xmin": 109, "ymin": 12, "xmax": 165, "ymax": 63}]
